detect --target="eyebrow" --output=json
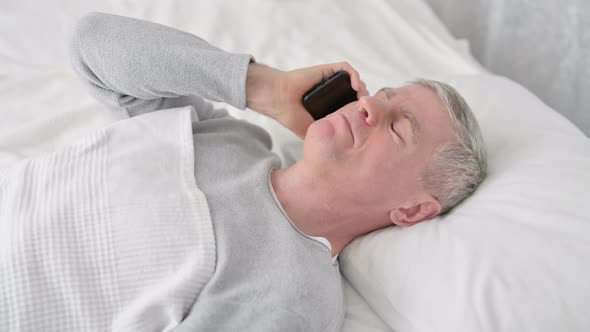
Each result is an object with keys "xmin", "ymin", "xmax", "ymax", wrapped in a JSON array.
[
  {"xmin": 377, "ymin": 87, "xmax": 394, "ymax": 98},
  {"xmin": 378, "ymin": 87, "xmax": 420, "ymax": 144}
]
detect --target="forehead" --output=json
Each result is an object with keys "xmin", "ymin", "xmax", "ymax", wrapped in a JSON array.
[{"xmin": 379, "ymin": 85, "xmax": 440, "ymax": 110}]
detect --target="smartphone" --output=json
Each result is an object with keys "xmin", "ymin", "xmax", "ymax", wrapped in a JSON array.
[{"xmin": 303, "ymin": 70, "xmax": 358, "ymax": 120}]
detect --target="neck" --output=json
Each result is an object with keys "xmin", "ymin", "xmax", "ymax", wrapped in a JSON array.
[{"xmin": 270, "ymin": 162, "xmax": 382, "ymax": 256}]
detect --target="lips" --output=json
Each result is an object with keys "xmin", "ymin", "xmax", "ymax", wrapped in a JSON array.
[{"xmin": 339, "ymin": 113, "xmax": 354, "ymax": 143}]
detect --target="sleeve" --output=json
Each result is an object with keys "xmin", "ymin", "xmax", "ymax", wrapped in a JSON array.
[{"xmin": 69, "ymin": 12, "xmax": 254, "ymax": 120}]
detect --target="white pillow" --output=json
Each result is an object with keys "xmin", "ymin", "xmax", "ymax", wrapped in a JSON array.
[{"xmin": 339, "ymin": 74, "xmax": 590, "ymax": 332}]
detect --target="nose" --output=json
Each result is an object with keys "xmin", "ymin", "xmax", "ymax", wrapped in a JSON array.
[{"xmin": 357, "ymin": 96, "xmax": 389, "ymax": 127}]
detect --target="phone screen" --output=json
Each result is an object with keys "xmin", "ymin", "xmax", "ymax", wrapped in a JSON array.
[{"xmin": 303, "ymin": 70, "xmax": 358, "ymax": 120}]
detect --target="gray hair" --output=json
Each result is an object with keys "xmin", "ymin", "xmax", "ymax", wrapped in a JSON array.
[{"xmin": 409, "ymin": 79, "xmax": 487, "ymax": 214}]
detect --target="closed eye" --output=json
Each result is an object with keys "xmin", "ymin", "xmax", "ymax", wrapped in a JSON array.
[{"xmin": 390, "ymin": 122, "xmax": 404, "ymax": 143}]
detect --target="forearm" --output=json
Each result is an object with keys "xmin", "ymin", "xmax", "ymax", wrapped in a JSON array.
[{"xmin": 70, "ymin": 12, "xmax": 253, "ymax": 116}]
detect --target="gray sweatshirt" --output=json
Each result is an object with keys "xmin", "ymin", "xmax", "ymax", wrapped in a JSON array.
[{"xmin": 70, "ymin": 12, "xmax": 343, "ymax": 331}]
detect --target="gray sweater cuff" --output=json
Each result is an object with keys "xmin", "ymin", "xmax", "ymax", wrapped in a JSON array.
[{"xmin": 228, "ymin": 54, "xmax": 255, "ymax": 110}]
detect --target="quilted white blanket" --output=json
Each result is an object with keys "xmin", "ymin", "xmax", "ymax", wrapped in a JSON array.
[{"xmin": 0, "ymin": 107, "xmax": 215, "ymax": 331}]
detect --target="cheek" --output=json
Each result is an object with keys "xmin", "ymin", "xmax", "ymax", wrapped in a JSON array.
[
  {"xmin": 356, "ymin": 141, "xmax": 422, "ymax": 191},
  {"xmin": 306, "ymin": 118, "xmax": 336, "ymax": 141},
  {"xmin": 303, "ymin": 118, "xmax": 347, "ymax": 164},
  {"xmin": 356, "ymin": 145, "xmax": 400, "ymax": 183}
]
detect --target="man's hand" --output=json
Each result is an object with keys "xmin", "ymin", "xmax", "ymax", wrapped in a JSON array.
[{"xmin": 246, "ymin": 62, "xmax": 368, "ymax": 139}]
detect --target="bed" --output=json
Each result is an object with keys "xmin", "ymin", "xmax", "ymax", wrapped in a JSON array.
[{"xmin": 1, "ymin": 1, "xmax": 589, "ymax": 331}]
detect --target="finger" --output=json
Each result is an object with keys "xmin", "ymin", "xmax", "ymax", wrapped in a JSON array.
[
  {"xmin": 291, "ymin": 112, "xmax": 315, "ymax": 140},
  {"xmin": 316, "ymin": 62, "xmax": 362, "ymax": 92},
  {"xmin": 278, "ymin": 108, "xmax": 315, "ymax": 140},
  {"xmin": 313, "ymin": 64, "xmax": 338, "ymax": 81},
  {"xmin": 357, "ymin": 80, "xmax": 369, "ymax": 98},
  {"xmin": 336, "ymin": 61, "xmax": 362, "ymax": 92}
]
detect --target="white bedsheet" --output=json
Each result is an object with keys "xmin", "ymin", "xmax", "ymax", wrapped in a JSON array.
[{"xmin": 0, "ymin": 0, "xmax": 483, "ymax": 330}]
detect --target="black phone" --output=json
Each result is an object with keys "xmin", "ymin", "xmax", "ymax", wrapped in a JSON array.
[{"xmin": 302, "ymin": 70, "xmax": 358, "ymax": 120}]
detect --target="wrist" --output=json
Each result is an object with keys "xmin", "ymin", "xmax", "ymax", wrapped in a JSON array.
[{"xmin": 246, "ymin": 63, "xmax": 283, "ymax": 115}]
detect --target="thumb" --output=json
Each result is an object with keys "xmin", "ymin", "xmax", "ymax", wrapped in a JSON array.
[{"xmin": 282, "ymin": 110, "xmax": 315, "ymax": 140}]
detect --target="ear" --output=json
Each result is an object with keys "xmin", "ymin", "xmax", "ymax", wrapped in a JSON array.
[{"xmin": 389, "ymin": 194, "xmax": 442, "ymax": 226}]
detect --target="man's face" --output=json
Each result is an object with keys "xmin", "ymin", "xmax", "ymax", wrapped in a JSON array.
[{"xmin": 302, "ymin": 84, "xmax": 457, "ymax": 218}]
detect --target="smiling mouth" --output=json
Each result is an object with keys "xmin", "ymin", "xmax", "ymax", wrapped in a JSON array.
[{"xmin": 339, "ymin": 113, "xmax": 354, "ymax": 143}]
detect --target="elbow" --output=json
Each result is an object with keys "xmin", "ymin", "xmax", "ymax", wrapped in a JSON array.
[
  {"xmin": 70, "ymin": 12, "xmax": 110, "ymax": 59},
  {"xmin": 69, "ymin": 12, "xmax": 111, "ymax": 80}
]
